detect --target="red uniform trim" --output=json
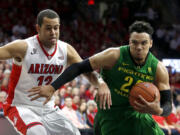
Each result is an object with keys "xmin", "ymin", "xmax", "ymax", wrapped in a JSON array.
[
  {"xmin": 36, "ymin": 35, "xmax": 57, "ymax": 59},
  {"xmin": 7, "ymin": 64, "xmax": 22, "ymax": 104},
  {"xmin": 3, "ymin": 105, "xmax": 27, "ymax": 135},
  {"xmin": 27, "ymin": 122, "xmax": 43, "ymax": 129}
]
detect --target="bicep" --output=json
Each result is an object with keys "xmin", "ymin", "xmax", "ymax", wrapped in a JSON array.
[
  {"xmin": 0, "ymin": 45, "xmax": 13, "ymax": 59},
  {"xmin": 155, "ymin": 62, "xmax": 170, "ymax": 91},
  {"xmin": 0, "ymin": 40, "xmax": 27, "ymax": 60},
  {"xmin": 89, "ymin": 48, "xmax": 120, "ymax": 70}
]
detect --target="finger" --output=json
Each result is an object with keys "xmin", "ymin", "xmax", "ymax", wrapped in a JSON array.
[
  {"xmin": 28, "ymin": 91, "xmax": 40, "ymax": 97},
  {"xmin": 138, "ymin": 95, "xmax": 148, "ymax": 105},
  {"xmin": 43, "ymin": 97, "xmax": 50, "ymax": 105},
  {"xmin": 134, "ymin": 100, "xmax": 145, "ymax": 108},
  {"xmin": 133, "ymin": 105, "xmax": 141, "ymax": 111},
  {"xmin": 107, "ymin": 93, "xmax": 110, "ymax": 109},
  {"xmin": 107, "ymin": 93, "xmax": 111, "ymax": 109},
  {"xmin": 30, "ymin": 95, "xmax": 41, "ymax": 101},
  {"xmin": 110, "ymin": 93, "xmax": 112, "ymax": 105},
  {"xmin": 27, "ymin": 86, "xmax": 40, "ymax": 90},
  {"xmin": 96, "ymin": 93, "xmax": 99, "ymax": 102},
  {"xmin": 99, "ymin": 94, "xmax": 103, "ymax": 109},
  {"xmin": 103, "ymin": 94, "xmax": 106, "ymax": 110},
  {"xmin": 27, "ymin": 88, "xmax": 40, "ymax": 92}
]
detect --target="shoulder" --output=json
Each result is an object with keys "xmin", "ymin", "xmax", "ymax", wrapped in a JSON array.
[
  {"xmin": 14, "ymin": 40, "xmax": 28, "ymax": 52},
  {"xmin": 101, "ymin": 47, "xmax": 120, "ymax": 59},
  {"xmin": 2, "ymin": 39, "xmax": 28, "ymax": 61},
  {"xmin": 155, "ymin": 61, "xmax": 170, "ymax": 90},
  {"xmin": 66, "ymin": 43, "xmax": 74, "ymax": 50},
  {"xmin": 156, "ymin": 61, "xmax": 168, "ymax": 76},
  {"xmin": 155, "ymin": 61, "xmax": 169, "ymax": 83},
  {"xmin": 66, "ymin": 44, "xmax": 82, "ymax": 65},
  {"xmin": 5, "ymin": 39, "xmax": 28, "ymax": 51},
  {"xmin": 89, "ymin": 47, "xmax": 120, "ymax": 69},
  {"xmin": 12, "ymin": 39, "xmax": 27, "ymax": 45},
  {"xmin": 66, "ymin": 44, "xmax": 80, "ymax": 57}
]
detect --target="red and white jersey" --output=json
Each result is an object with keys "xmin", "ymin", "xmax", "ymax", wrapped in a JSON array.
[{"xmin": 6, "ymin": 35, "xmax": 67, "ymax": 108}]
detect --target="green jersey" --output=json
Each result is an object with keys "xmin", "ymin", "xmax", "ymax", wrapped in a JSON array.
[
  {"xmin": 101, "ymin": 45, "xmax": 158, "ymax": 108},
  {"xmin": 94, "ymin": 45, "xmax": 164, "ymax": 135}
]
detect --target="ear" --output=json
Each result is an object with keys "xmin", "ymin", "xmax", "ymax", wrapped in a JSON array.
[
  {"xmin": 149, "ymin": 39, "xmax": 153, "ymax": 48},
  {"xmin": 36, "ymin": 24, "xmax": 40, "ymax": 33}
]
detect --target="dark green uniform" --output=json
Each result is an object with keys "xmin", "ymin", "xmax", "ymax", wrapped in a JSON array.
[{"xmin": 94, "ymin": 45, "xmax": 164, "ymax": 135}]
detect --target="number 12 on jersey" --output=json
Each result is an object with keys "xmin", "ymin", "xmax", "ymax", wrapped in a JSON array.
[{"xmin": 37, "ymin": 76, "xmax": 53, "ymax": 86}]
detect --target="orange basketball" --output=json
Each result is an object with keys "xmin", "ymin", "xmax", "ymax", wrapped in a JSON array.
[{"xmin": 129, "ymin": 82, "xmax": 160, "ymax": 109}]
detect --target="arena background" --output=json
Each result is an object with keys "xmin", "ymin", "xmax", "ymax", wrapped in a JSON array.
[{"xmin": 0, "ymin": 0, "xmax": 180, "ymax": 135}]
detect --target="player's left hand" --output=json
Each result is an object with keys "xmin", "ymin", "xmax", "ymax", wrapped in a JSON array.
[
  {"xmin": 133, "ymin": 91, "xmax": 162, "ymax": 115},
  {"xmin": 96, "ymin": 82, "xmax": 112, "ymax": 110},
  {"xmin": 27, "ymin": 85, "xmax": 55, "ymax": 105}
]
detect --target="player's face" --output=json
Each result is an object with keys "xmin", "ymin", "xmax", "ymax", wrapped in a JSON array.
[
  {"xmin": 129, "ymin": 32, "xmax": 152, "ymax": 64},
  {"xmin": 37, "ymin": 17, "xmax": 60, "ymax": 48}
]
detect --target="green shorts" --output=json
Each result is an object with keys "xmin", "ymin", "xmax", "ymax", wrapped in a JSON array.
[{"xmin": 94, "ymin": 109, "xmax": 164, "ymax": 135}]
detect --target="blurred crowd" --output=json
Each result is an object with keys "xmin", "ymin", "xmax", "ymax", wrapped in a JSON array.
[
  {"xmin": 0, "ymin": 0, "xmax": 180, "ymax": 135},
  {"xmin": 0, "ymin": 0, "xmax": 180, "ymax": 59}
]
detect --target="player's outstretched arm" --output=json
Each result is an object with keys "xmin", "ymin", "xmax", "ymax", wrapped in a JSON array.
[
  {"xmin": 0, "ymin": 40, "xmax": 27, "ymax": 61},
  {"xmin": 28, "ymin": 47, "xmax": 120, "ymax": 108}
]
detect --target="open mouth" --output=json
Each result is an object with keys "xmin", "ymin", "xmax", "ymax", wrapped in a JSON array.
[{"xmin": 50, "ymin": 38, "xmax": 56, "ymax": 42}]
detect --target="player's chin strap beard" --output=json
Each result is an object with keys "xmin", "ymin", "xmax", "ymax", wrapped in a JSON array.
[{"xmin": 129, "ymin": 48, "xmax": 150, "ymax": 68}]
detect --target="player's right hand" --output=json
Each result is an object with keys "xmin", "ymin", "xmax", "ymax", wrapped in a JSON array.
[
  {"xmin": 96, "ymin": 82, "xmax": 112, "ymax": 110},
  {"xmin": 27, "ymin": 85, "xmax": 55, "ymax": 105}
]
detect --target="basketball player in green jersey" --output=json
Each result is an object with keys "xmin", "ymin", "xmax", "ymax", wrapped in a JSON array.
[{"xmin": 28, "ymin": 21, "xmax": 172, "ymax": 135}]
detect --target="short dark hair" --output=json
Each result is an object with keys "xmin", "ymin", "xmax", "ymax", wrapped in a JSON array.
[
  {"xmin": 129, "ymin": 21, "xmax": 154, "ymax": 38},
  {"xmin": 37, "ymin": 9, "xmax": 60, "ymax": 27}
]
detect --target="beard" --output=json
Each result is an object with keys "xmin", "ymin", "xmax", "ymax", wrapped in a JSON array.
[
  {"xmin": 134, "ymin": 56, "xmax": 143, "ymax": 61},
  {"xmin": 133, "ymin": 56, "xmax": 144, "ymax": 64}
]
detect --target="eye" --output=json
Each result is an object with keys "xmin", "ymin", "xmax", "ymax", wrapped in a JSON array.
[
  {"xmin": 46, "ymin": 27, "xmax": 51, "ymax": 31},
  {"xmin": 54, "ymin": 25, "xmax": 59, "ymax": 31},
  {"xmin": 131, "ymin": 40, "xmax": 138, "ymax": 45},
  {"xmin": 54, "ymin": 27, "xmax": 58, "ymax": 31},
  {"xmin": 141, "ymin": 41, "xmax": 148, "ymax": 45}
]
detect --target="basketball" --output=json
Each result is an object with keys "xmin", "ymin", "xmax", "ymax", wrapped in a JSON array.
[{"xmin": 129, "ymin": 82, "xmax": 160, "ymax": 109}]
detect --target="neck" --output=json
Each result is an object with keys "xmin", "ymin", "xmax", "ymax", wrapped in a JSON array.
[
  {"xmin": 133, "ymin": 59, "xmax": 146, "ymax": 66},
  {"xmin": 43, "ymin": 44, "xmax": 55, "ymax": 51}
]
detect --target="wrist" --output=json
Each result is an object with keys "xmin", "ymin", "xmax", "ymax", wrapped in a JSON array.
[
  {"xmin": 96, "ymin": 79, "xmax": 105, "ymax": 90},
  {"xmin": 97, "ymin": 77, "xmax": 104, "ymax": 85},
  {"xmin": 50, "ymin": 84, "xmax": 56, "ymax": 92}
]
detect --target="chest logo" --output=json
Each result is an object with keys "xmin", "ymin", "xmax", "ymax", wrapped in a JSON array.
[
  {"xmin": 148, "ymin": 67, "xmax": 152, "ymax": 74},
  {"xmin": 122, "ymin": 62, "xmax": 129, "ymax": 66},
  {"xmin": 31, "ymin": 48, "xmax": 38, "ymax": 55}
]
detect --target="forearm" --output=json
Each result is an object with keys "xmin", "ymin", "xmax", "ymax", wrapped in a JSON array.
[{"xmin": 51, "ymin": 59, "xmax": 93, "ymax": 90}]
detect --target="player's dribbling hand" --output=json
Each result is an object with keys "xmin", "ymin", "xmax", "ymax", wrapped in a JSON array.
[
  {"xmin": 96, "ymin": 82, "xmax": 112, "ymax": 110},
  {"xmin": 27, "ymin": 85, "xmax": 55, "ymax": 105},
  {"xmin": 133, "ymin": 90, "xmax": 163, "ymax": 115}
]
